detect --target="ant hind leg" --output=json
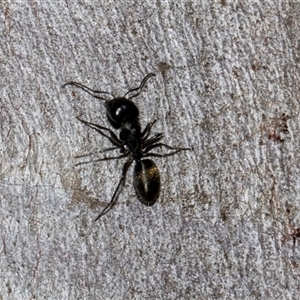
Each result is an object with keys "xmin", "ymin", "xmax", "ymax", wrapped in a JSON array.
[{"xmin": 94, "ymin": 157, "xmax": 133, "ymax": 221}]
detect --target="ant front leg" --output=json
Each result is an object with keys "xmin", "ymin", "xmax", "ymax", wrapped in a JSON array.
[
  {"xmin": 75, "ymin": 117, "xmax": 128, "ymax": 165},
  {"xmin": 94, "ymin": 157, "xmax": 133, "ymax": 221},
  {"xmin": 76, "ymin": 117, "xmax": 123, "ymax": 148}
]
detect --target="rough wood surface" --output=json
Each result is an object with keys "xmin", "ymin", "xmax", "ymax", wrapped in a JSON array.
[{"xmin": 1, "ymin": 1, "xmax": 300, "ymax": 299}]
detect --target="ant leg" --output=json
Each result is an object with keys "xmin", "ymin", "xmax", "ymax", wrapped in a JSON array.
[
  {"xmin": 94, "ymin": 157, "xmax": 133, "ymax": 221},
  {"xmin": 142, "ymin": 133, "xmax": 163, "ymax": 148},
  {"xmin": 75, "ymin": 153, "xmax": 128, "ymax": 167},
  {"xmin": 144, "ymin": 142, "xmax": 191, "ymax": 155},
  {"xmin": 77, "ymin": 117, "xmax": 122, "ymax": 147},
  {"xmin": 144, "ymin": 150, "xmax": 183, "ymax": 158},
  {"xmin": 63, "ymin": 81, "xmax": 114, "ymax": 100},
  {"xmin": 125, "ymin": 73, "xmax": 156, "ymax": 99},
  {"xmin": 75, "ymin": 147, "xmax": 120, "ymax": 159},
  {"xmin": 141, "ymin": 120, "xmax": 157, "ymax": 141}
]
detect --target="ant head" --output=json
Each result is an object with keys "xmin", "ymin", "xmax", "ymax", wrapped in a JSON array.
[{"xmin": 105, "ymin": 97, "xmax": 139, "ymax": 129}]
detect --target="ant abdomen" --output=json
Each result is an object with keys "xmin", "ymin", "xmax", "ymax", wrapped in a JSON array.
[
  {"xmin": 106, "ymin": 98, "xmax": 139, "ymax": 128},
  {"xmin": 133, "ymin": 159, "xmax": 160, "ymax": 206}
]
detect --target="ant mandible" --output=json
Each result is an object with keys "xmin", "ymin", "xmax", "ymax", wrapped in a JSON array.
[{"xmin": 63, "ymin": 73, "xmax": 190, "ymax": 221}]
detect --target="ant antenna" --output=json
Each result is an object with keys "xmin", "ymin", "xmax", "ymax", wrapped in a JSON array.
[
  {"xmin": 124, "ymin": 73, "xmax": 156, "ymax": 99},
  {"xmin": 62, "ymin": 81, "xmax": 114, "ymax": 101}
]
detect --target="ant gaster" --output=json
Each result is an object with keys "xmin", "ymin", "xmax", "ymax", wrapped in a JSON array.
[{"xmin": 63, "ymin": 73, "xmax": 190, "ymax": 221}]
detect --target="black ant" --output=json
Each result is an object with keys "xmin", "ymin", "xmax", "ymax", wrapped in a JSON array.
[{"xmin": 63, "ymin": 73, "xmax": 190, "ymax": 221}]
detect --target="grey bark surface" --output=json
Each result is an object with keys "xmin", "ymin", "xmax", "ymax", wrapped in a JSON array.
[{"xmin": 1, "ymin": 1, "xmax": 300, "ymax": 299}]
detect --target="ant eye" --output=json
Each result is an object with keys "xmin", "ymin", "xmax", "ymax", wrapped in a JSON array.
[{"xmin": 115, "ymin": 107, "xmax": 123, "ymax": 118}]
